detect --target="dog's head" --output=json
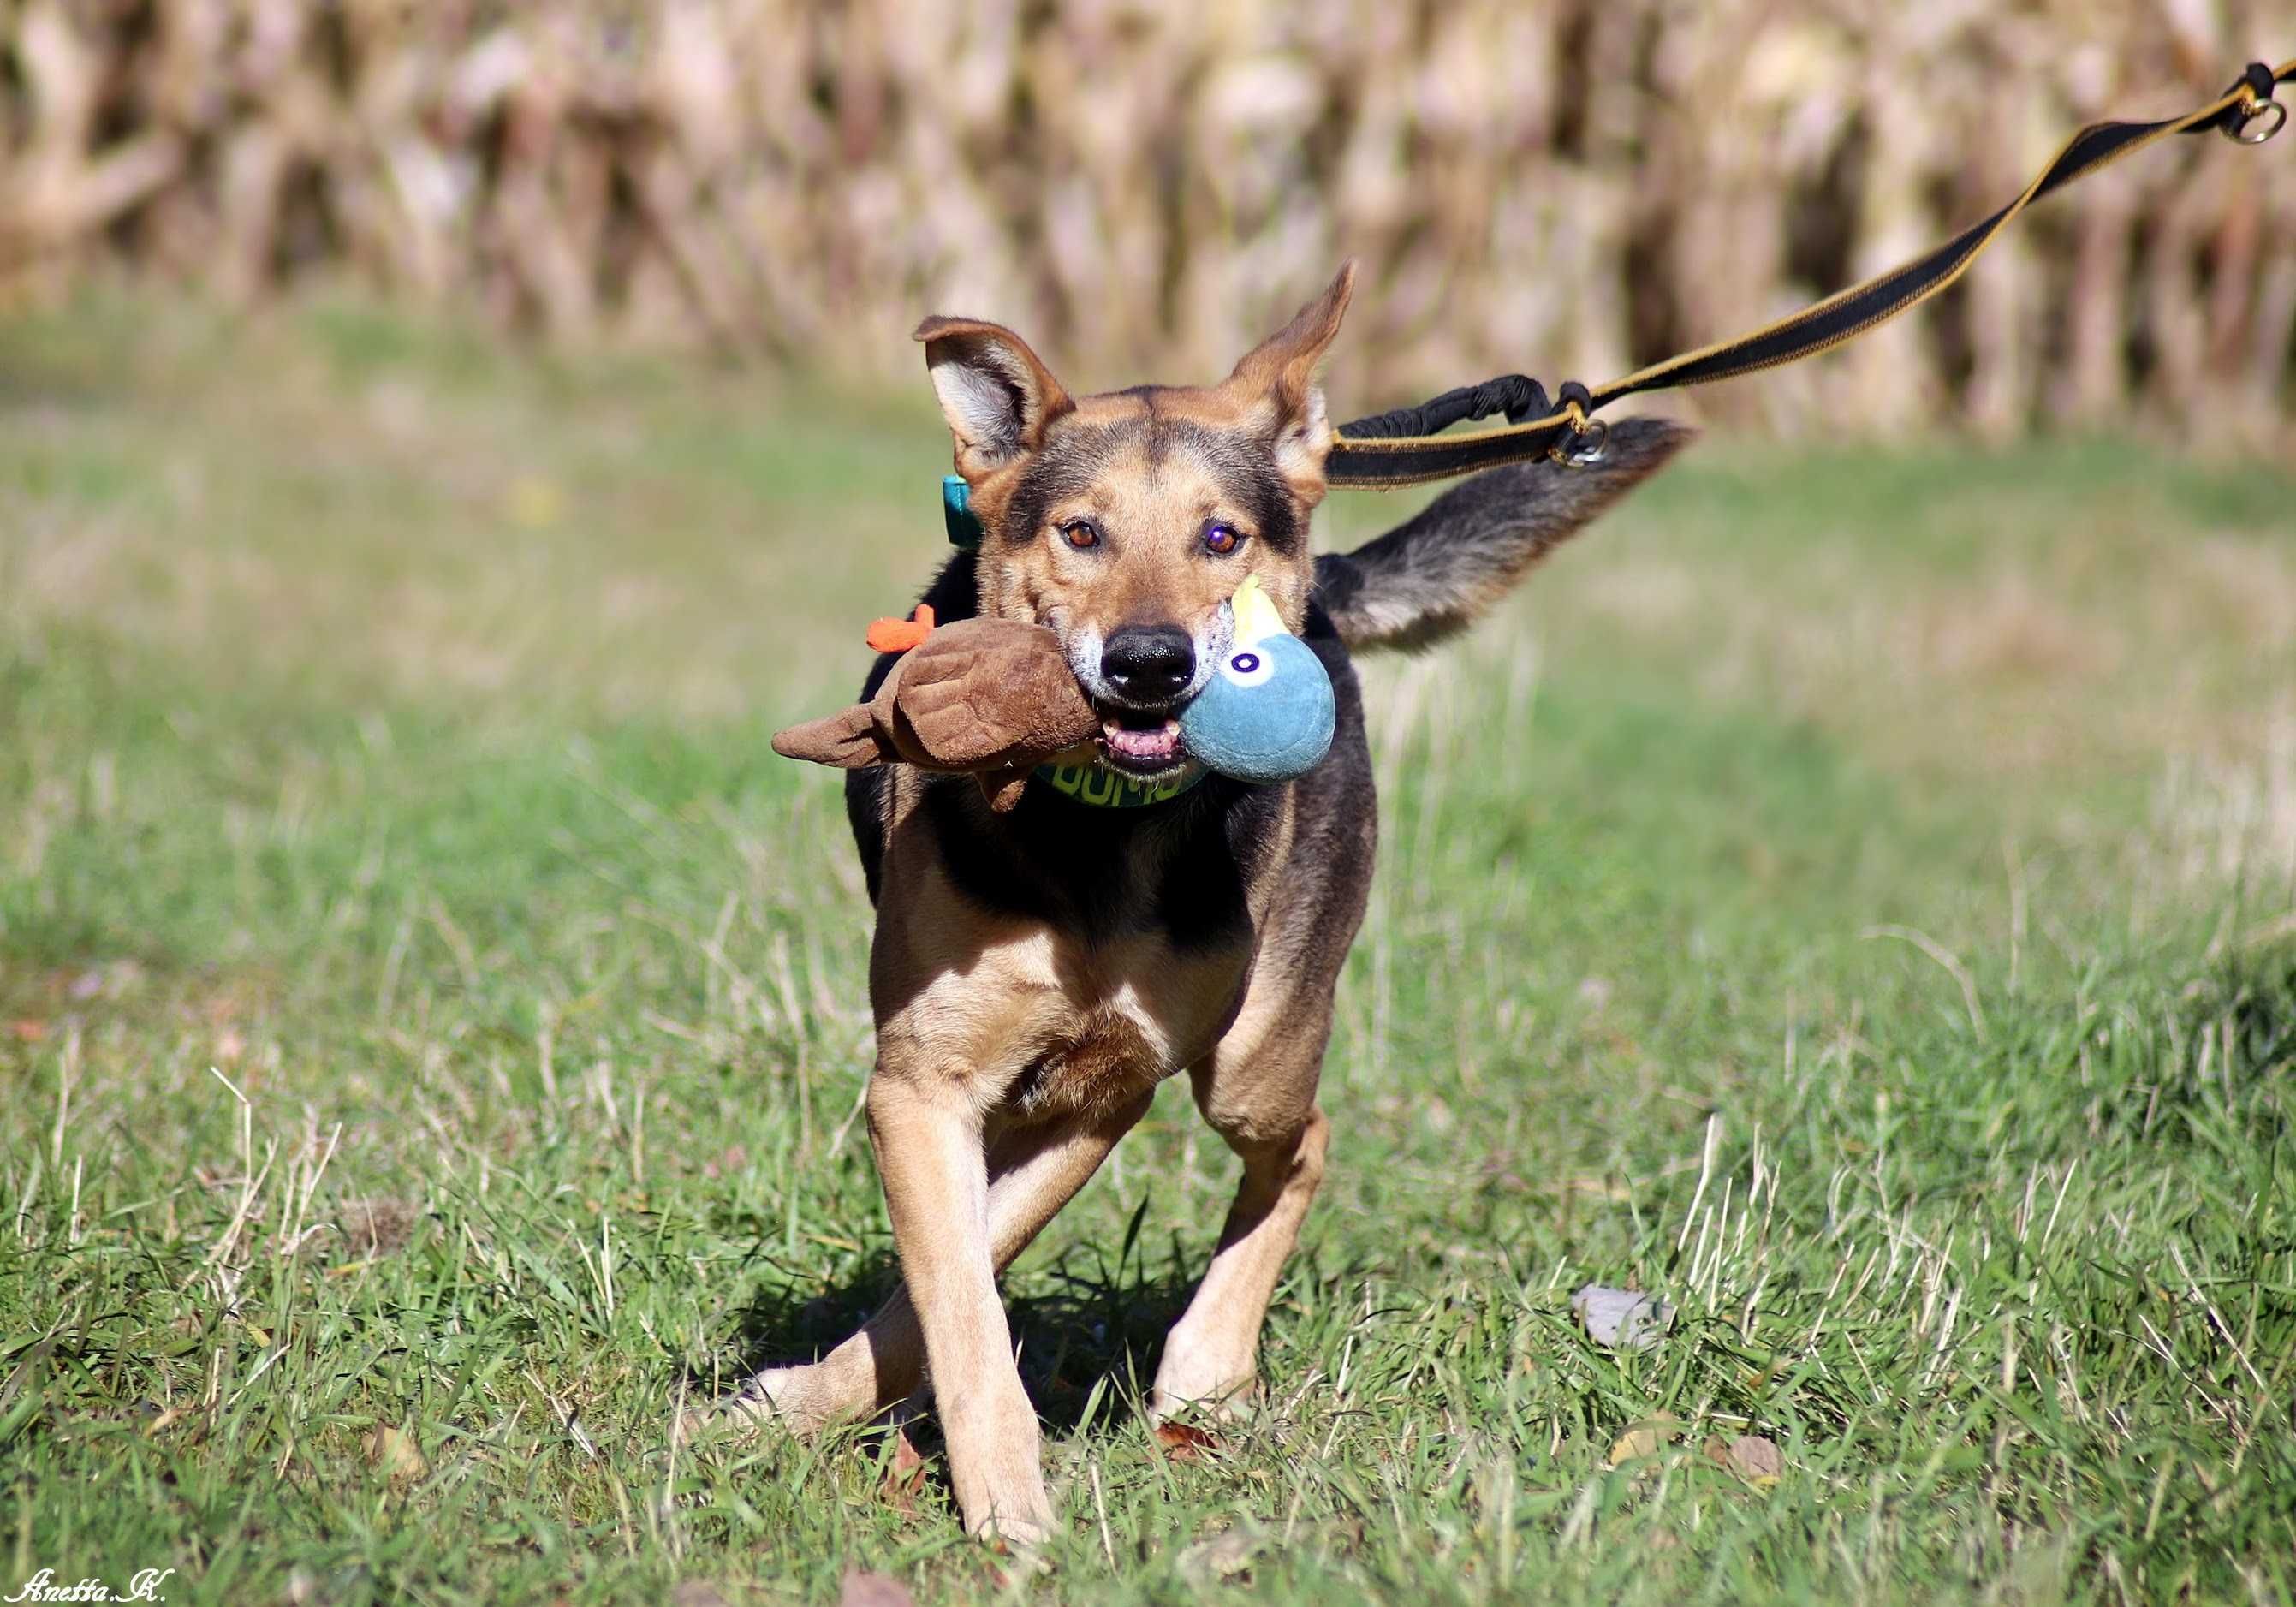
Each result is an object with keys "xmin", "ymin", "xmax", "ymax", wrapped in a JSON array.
[{"xmin": 914, "ymin": 263, "xmax": 1355, "ymax": 778}]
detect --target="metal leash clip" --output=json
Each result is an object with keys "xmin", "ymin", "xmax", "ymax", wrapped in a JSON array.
[
  {"xmin": 2222, "ymin": 64, "xmax": 2286, "ymax": 144},
  {"xmin": 1548, "ymin": 416, "xmax": 1609, "ymax": 467},
  {"xmin": 1544, "ymin": 382, "xmax": 1609, "ymax": 466},
  {"xmin": 2226, "ymin": 97, "xmax": 2287, "ymax": 144},
  {"xmin": 1546, "ymin": 390, "xmax": 1609, "ymax": 466}
]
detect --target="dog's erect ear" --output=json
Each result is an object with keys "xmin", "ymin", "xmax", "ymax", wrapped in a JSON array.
[
  {"xmin": 1222, "ymin": 260, "xmax": 1356, "ymax": 501},
  {"xmin": 913, "ymin": 316, "xmax": 1074, "ymax": 484}
]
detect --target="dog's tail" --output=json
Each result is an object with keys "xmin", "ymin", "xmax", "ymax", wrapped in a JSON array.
[{"xmin": 1312, "ymin": 418, "xmax": 1694, "ymax": 653}]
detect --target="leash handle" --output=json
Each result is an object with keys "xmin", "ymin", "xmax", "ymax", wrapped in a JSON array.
[{"xmin": 1329, "ymin": 57, "xmax": 2294, "ymax": 489}]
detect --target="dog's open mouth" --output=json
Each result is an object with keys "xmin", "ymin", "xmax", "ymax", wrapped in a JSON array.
[{"xmin": 1098, "ymin": 709, "xmax": 1186, "ymax": 775}]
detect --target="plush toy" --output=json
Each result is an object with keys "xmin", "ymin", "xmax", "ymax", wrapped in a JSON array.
[
  {"xmin": 771, "ymin": 576, "xmax": 1335, "ymax": 806},
  {"xmin": 1178, "ymin": 576, "xmax": 1336, "ymax": 783},
  {"xmin": 770, "ymin": 614, "xmax": 1099, "ymax": 810}
]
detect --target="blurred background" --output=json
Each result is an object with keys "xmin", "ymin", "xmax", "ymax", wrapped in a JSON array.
[{"xmin": 3, "ymin": 0, "xmax": 2293, "ymax": 445}]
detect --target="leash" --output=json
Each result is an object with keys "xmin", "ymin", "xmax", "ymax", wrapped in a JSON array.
[{"xmin": 1329, "ymin": 57, "xmax": 2293, "ymax": 489}]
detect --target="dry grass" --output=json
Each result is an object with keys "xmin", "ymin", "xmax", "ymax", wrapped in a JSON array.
[{"xmin": 3, "ymin": 2, "xmax": 2293, "ymax": 447}]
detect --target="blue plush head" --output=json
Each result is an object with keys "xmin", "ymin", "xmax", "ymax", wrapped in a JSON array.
[{"xmin": 1179, "ymin": 577, "xmax": 1336, "ymax": 783}]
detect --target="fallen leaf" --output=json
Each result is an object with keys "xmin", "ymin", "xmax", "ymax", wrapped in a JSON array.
[
  {"xmin": 880, "ymin": 1428, "xmax": 927, "ymax": 1515},
  {"xmin": 367, "ymin": 1424, "xmax": 430, "ymax": 1488},
  {"xmin": 1606, "ymin": 1414, "xmax": 1681, "ymax": 1467},
  {"xmin": 340, "ymin": 1198, "xmax": 421, "ymax": 1256},
  {"xmin": 1704, "ymin": 1433, "xmax": 1784, "ymax": 1484},
  {"xmin": 1573, "ymin": 1283, "xmax": 1676, "ymax": 1350},
  {"xmin": 669, "ymin": 1584, "xmax": 733, "ymax": 1607},
  {"xmin": 9, "ymin": 1020, "xmax": 47, "ymax": 1043},
  {"xmin": 839, "ymin": 1572, "xmax": 919, "ymax": 1607},
  {"xmin": 1154, "ymin": 1420, "xmax": 1222, "ymax": 1461}
]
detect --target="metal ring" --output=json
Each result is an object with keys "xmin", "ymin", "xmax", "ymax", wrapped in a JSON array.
[
  {"xmin": 2222, "ymin": 97, "xmax": 2286, "ymax": 145},
  {"xmin": 1547, "ymin": 415, "xmax": 1609, "ymax": 467}
]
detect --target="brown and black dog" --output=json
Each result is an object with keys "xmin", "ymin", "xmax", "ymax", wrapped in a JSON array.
[{"xmin": 701, "ymin": 262, "xmax": 1691, "ymax": 1540}]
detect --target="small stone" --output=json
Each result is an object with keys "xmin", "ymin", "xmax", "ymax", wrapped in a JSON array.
[{"xmin": 1572, "ymin": 1283, "xmax": 1675, "ymax": 1349}]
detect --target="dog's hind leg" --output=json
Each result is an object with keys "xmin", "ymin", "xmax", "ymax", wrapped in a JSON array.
[
  {"xmin": 700, "ymin": 1091, "xmax": 1149, "ymax": 1455},
  {"xmin": 1150, "ymin": 1039, "xmax": 1332, "ymax": 1421}
]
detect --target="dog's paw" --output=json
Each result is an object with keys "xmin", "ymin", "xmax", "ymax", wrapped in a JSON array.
[
  {"xmin": 1146, "ymin": 1346, "xmax": 1259, "ymax": 1425},
  {"xmin": 678, "ymin": 1365, "xmax": 850, "ymax": 1445},
  {"xmin": 674, "ymin": 1387, "xmax": 777, "ymax": 1448},
  {"xmin": 974, "ymin": 1509, "xmax": 1057, "ymax": 1551},
  {"xmin": 966, "ymin": 1484, "xmax": 1060, "ymax": 1553}
]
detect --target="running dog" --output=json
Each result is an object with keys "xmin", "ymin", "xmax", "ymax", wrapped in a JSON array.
[{"xmin": 704, "ymin": 262, "xmax": 1691, "ymax": 1540}]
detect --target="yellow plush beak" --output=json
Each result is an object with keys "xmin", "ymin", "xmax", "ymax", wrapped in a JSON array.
[{"xmin": 1228, "ymin": 575, "xmax": 1289, "ymax": 645}]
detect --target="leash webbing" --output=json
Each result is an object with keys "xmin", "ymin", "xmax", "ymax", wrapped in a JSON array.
[{"xmin": 1328, "ymin": 57, "xmax": 2293, "ymax": 489}]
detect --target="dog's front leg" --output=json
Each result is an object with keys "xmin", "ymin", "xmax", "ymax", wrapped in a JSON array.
[
  {"xmin": 1151, "ymin": 1103, "xmax": 1328, "ymax": 1420},
  {"xmin": 865, "ymin": 1072, "xmax": 1054, "ymax": 1543},
  {"xmin": 712, "ymin": 1092, "xmax": 1151, "ymax": 1437},
  {"xmin": 1151, "ymin": 1002, "xmax": 1337, "ymax": 1421}
]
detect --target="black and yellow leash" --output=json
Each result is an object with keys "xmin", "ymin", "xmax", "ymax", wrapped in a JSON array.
[{"xmin": 1329, "ymin": 57, "xmax": 2293, "ymax": 490}]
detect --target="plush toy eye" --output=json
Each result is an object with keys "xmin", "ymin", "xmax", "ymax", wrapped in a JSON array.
[
  {"xmin": 1058, "ymin": 519, "xmax": 1102, "ymax": 551},
  {"xmin": 1222, "ymin": 647, "xmax": 1272, "ymax": 686},
  {"xmin": 1202, "ymin": 522, "xmax": 1244, "ymax": 556}
]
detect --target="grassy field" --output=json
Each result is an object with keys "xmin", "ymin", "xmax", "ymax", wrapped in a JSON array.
[{"xmin": 3, "ymin": 295, "xmax": 2294, "ymax": 1606}]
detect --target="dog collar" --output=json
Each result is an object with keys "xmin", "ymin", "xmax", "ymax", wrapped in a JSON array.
[{"xmin": 1032, "ymin": 760, "xmax": 1206, "ymax": 809}]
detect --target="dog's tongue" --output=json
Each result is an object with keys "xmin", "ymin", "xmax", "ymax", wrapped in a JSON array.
[{"xmin": 1103, "ymin": 717, "xmax": 1182, "ymax": 763}]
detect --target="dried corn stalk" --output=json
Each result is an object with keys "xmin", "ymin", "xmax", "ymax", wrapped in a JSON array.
[{"xmin": 2, "ymin": 0, "xmax": 2288, "ymax": 443}]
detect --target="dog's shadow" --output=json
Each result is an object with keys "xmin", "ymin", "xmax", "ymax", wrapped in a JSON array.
[{"xmin": 714, "ymin": 1229, "xmax": 1200, "ymax": 1437}]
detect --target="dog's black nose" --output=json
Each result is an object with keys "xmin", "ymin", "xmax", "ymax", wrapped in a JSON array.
[{"xmin": 1101, "ymin": 627, "xmax": 1195, "ymax": 703}]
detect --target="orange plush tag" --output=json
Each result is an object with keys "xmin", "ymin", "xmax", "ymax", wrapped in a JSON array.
[{"xmin": 865, "ymin": 604, "xmax": 935, "ymax": 654}]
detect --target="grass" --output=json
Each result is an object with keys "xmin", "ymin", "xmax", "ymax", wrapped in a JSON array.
[{"xmin": 3, "ymin": 291, "xmax": 2294, "ymax": 1605}]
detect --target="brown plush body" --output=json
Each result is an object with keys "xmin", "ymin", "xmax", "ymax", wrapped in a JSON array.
[{"xmin": 771, "ymin": 616, "xmax": 1097, "ymax": 809}]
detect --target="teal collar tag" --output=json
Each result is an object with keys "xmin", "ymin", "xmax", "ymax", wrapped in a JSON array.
[
  {"xmin": 1033, "ymin": 760, "xmax": 1206, "ymax": 809},
  {"xmin": 943, "ymin": 475, "xmax": 984, "ymax": 548}
]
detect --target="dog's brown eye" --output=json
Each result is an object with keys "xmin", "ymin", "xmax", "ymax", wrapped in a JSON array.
[
  {"xmin": 1203, "ymin": 522, "xmax": 1244, "ymax": 556},
  {"xmin": 1058, "ymin": 519, "xmax": 1102, "ymax": 551}
]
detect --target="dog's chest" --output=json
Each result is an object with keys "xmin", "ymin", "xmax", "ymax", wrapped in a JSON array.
[
  {"xmin": 882, "ymin": 916, "xmax": 1250, "ymax": 1116},
  {"xmin": 1006, "ymin": 1004, "xmax": 1168, "ymax": 1120},
  {"xmin": 872, "ymin": 771, "xmax": 1275, "ymax": 1116},
  {"xmin": 875, "ymin": 892, "xmax": 1254, "ymax": 1118},
  {"xmin": 1012, "ymin": 930, "xmax": 1250, "ymax": 1117}
]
